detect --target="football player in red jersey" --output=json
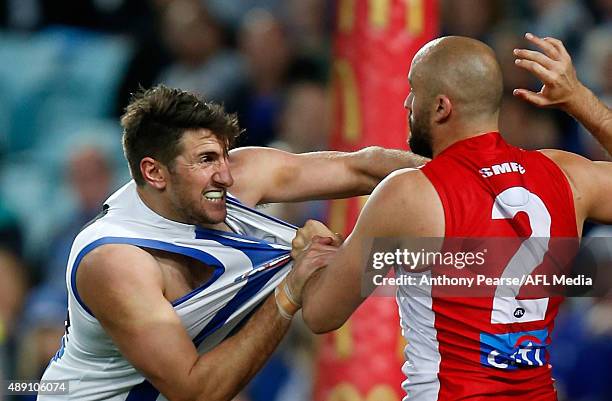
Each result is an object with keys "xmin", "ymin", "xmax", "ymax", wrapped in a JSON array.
[{"xmin": 291, "ymin": 36, "xmax": 612, "ymax": 401}]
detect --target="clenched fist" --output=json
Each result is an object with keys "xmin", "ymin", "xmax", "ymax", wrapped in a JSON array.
[{"xmin": 291, "ymin": 220, "xmax": 343, "ymax": 259}]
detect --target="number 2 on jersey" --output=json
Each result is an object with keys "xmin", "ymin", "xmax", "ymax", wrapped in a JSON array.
[{"xmin": 490, "ymin": 186, "xmax": 551, "ymax": 324}]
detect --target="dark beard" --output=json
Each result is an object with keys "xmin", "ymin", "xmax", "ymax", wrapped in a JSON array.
[{"xmin": 408, "ymin": 116, "xmax": 433, "ymax": 158}]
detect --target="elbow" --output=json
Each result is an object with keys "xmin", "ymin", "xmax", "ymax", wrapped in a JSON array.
[
  {"xmin": 354, "ymin": 147, "xmax": 386, "ymax": 192},
  {"xmin": 162, "ymin": 377, "xmax": 232, "ymax": 401},
  {"xmin": 302, "ymin": 303, "xmax": 346, "ymax": 334}
]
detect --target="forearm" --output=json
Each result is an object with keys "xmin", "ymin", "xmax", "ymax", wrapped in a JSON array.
[
  {"xmin": 190, "ymin": 294, "xmax": 290, "ymax": 401},
  {"xmin": 563, "ymin": 84, "xmax": 612, "ymax": 155},
  {"xmin": 348, "ymin": 147, "xmax": 429, "ymax": 192},
  {"xmin": 301, "ymin": 270, "xmax": 343, "ymax": 333}
]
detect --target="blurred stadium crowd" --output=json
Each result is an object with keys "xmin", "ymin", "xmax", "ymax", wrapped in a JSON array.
[{"xmin": 0, "ymin": 0, "xmax": 610, "ymax": 400}]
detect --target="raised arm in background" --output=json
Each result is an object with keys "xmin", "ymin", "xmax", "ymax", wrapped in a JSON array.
[{"xmin": 513, "ymin": 32, "xmax": 612, "ymax": 154}]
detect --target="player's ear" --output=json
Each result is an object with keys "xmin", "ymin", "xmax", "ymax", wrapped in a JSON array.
[
  {"xmin": 141, "ymin": 157, "xmax": 169, "ymax": 190},
  {"xmin": 433, "ymin": 95, "xmax": 452, "ymax": 123}
]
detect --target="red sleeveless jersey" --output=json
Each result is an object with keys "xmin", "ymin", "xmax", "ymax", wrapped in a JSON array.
[{"xmin": 401, "ymin": 132, "xmax": 578, "ymax": 401}]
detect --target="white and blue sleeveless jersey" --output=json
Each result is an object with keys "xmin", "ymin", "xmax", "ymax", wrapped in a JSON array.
[{"xmin": 39, "ymin": 181, "xmax": 295, "ymax": 401}]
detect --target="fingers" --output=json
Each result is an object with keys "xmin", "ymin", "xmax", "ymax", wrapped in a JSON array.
[
  {"xmin": 543, "ymin": 36, "xmax": 570, "ymax": 60},
  {"xmin": 524, "ymin": 32, "xmax": 560, "ymax": 60},
  {"xmin": 292, "ymin": 220, "xmax": 341, "ymax": 258},
  {"xmin": 311, "ymin": 235, "xmax": 334, "ymax": 245},
  {"xmin": 512, "ymin": 88, "xmax": 549, "ymax": 107},
  {"xmin": 513, "ymin": 48, "xmax": 554, "ymax": 69},
  {"xmin": 287, "ymin": 243, "xmax": 339, "ymax": 298},
  {"xmin": 293, "ymin": 239, "xmax": 338, "ymax": 258},
  {"xmin": 514, "ymin": 57, "xmax": 556, "ymax": 84},
  {"xmin": 333, "ymin": 232, "xmax": 345, "ymax": 247}
]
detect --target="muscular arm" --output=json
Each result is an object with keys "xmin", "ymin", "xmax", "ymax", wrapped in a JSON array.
[
  {"xmin": 563, "ymin": 85, "xmax": 612, "ymax": 154},
  {"xmin": 514, "ymin": 33, "xmax": 612, "ymax": 154},
  {"xmin": 540, "ymin": 149, "xmax": 612, "ymax": 226},
  {"xmin": 228, "ymin": 146, "xmax": 429, "ymax": 206},
  {"xmin": 77, "ymin": 245, "xmax": 290, "ymax": 401},
  {"xmin": 299, "ymin": 169, "xmax": 444, "ymax": 333}
]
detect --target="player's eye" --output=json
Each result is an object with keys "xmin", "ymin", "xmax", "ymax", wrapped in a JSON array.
[{"xmin": 199, "ymin": 153, "xmax": 219, "ymax": 164}]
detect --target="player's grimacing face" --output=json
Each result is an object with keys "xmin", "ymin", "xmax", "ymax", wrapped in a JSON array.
[{"xmin": 166, "ymin": 129, "xmax": 234, "ymax": 226}]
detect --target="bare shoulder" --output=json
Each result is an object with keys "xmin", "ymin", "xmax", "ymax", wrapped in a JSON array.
[
  {"xmin": 539, "ymin": 148, "xmax": 612, "ymax": 225},
  {"xmin": 538, "ymin": 148, "xmax": 593, "ymax": 170},
  {"xmin": 538, "ymin": 149, "xmax": 593, "ymax": 195},
  {"xmin": 228, "ymin": 146, "xmax": 264, "ymax": 167},
  {"xmin": 228, "ymin": 147, "xmax": 280, "ymax": 206},
  {"xmin": 373, "ymin": 167, "xmax": 438, "ymax": 207},
  {"xmin": 360, "ymin": 167, "xmax": 444, "ymax": 237},
  {"xmin": 77, "ymin": 244, "xmax": 164, "ymax": 311}
]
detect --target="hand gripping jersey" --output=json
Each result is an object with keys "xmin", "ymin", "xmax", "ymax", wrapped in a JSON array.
[
  {"xmin": 39, "ymin": 181, "xmax": 295, "ymax": 401},
  {"xmin": 398, "ymin": 133, "xmax": 578, "ymax": 401}
]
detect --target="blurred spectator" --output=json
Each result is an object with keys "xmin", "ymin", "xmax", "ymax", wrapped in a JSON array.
[
  {"xmin": 590, "ymin": 0, "xmax": 612, "ymax": 23},
  {"xmin": 0, "ymin": 248, "xmax": 28, "ymax": 382},
  {"xmin": 1, "ymin": 0, "xmax": 39, "ymax": 30},
  {"xmin": 527, "ymin": 0, "xmax": 593, "ymax": 53},
  {"xmin": 265, "ymin": 80, "xmax": 330, "ymax": 226},
  {"xmin": 284, "ymin": 0, "xmax": 330, "ymax": 59},
  {"xmin": 45, "ymin": 0, "xmax": 154, "ymax": 34},
  {"xmin": 551, "ymin": 226, "xmax": 612, "ymax": 401},
  {"xmin": 205, "ymin": 0, "xmax": 283, "ymax": 29},
  {"xmin": 489, "ymin": 24, "xmax": 535, "ymax": 95},
  {"xmin": 43, "ymin": 146, "xmax": 113, "ymax": 293},
  {"xmin": 577, "ymin": 25, "xmax": 612, "ymax": 92},
  {"xmin": 552, "ymin": 298, "xmax": 612, "ymax": 401},
  {"xmin": 441, "ymin": 0, "xmax": 503, "ymax": 40},
  {"xmin": 2, "ymin": 0, "xmax": 157, "ymax": 32},
  {"xmin": 500, "ymin": 95, "xmax": 561, "ymax": 150},
  {"xmin": 157, "ymin": 0, "xmax": 245, "ymax": 110},
  {"xmin": 236, "ymin": 9, "xmax": 292, "ymax": 146},
  {"xmin": 277, "ymin": 81, "xmax": 330, "ymax": 153},
  {"xmin": 16, "ymin": 286, "xmax": 65, "ymax": 381},
  {"xmin": 0, "ymin": 200, "xmax": 24, "ymax": 258}
]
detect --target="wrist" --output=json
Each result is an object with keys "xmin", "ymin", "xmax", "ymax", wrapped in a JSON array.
[
  {"xmin": 274, "ymin": 278, "xmax": 301, "ymax": 320},
  {"xmin": 562, "ymin": 83, "xmax": 591, "ymax": 117}
]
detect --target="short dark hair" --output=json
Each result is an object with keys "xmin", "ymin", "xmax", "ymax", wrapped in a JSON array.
[{"xmin": 120, "ymin": 85, "xmax": 241, "ymax": 185}]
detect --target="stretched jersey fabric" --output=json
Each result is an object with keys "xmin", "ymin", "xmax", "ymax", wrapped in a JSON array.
[
  {"xmin": 39, "ymin": 181, "xmax": 295, "ymax": 401},
  {"xmin": 398, "ymin": 132, "xmax": 578, "ymax": 401}
]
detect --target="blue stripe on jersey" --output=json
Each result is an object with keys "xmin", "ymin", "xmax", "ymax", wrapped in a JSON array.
[
  {"xmin": 226, "ymin": 197, "xmax": 298, "ymax": 230},
  {"xmin": 195, "ymin": 225, "xmax": 272, "ymax": 245},
  {"xmin": 70, "ymin": 237, "xmax": 226, "ymax": 317},
  {"xmin": 51, "ymin": 335, "xmax": 67, "ymax": 362},
  {"xmin": 125, "ymin": 379, "xmax": 159, "ymax": 401},
  {"xmin": 226, "ymin": 193, "xmax": 242, "ymax": 204},
  {"xmin": 193, "ymin": 265, "xmax": 284, "ymax": 347},
  {"xmin": 195, "ymin": 228, "xmax": 289, "ymax": 269}
]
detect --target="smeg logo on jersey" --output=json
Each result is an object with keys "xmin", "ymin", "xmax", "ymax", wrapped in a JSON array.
[{"xmin": 479, "ymin": 162, "xmax": 526, "ymax": 178}]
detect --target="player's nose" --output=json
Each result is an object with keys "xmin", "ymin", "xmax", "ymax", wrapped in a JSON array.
[{"xmin": 213, "ymin": 158, "xmax": 234, "ymax": 188}]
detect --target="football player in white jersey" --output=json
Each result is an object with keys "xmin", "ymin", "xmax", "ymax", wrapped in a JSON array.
[{"xmin": 39, "ymin": 85, "xmax": 428, "ymax": 401}]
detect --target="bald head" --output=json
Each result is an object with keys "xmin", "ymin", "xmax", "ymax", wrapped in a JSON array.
[{"xmin": 410, "ymin": 36, "xmax": 503, "ymax": 119}]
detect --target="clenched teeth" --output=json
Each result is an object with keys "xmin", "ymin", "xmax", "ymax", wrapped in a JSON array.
[{"xmin": 204, "ymin": 190, "xmax": 224, "ymax": 201}]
